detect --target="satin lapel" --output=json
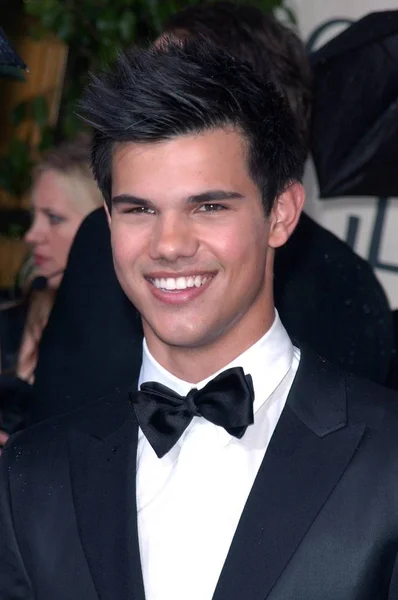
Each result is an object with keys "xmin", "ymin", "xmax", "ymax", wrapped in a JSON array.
[
  {"xmin": 213, "ymin": 351, "xmax": 366, "ymax": 600},
  {"xmin": 69, "ymin": 411, "xmax": 145, "ymax": 600}
]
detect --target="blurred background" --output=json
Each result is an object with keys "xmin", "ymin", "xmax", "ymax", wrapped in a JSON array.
[
  {"xmin": 0, "ymin": 0, "xmax": 398, "ymax": 306},
  {"xmin": 0, "ymin": 0, "xmax": 290, "ymax": 302}
]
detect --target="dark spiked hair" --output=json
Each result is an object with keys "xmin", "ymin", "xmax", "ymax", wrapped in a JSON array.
[
  {"xmin": 80, "ymin": 37, "xmax": 306, "ymax": 214},
  {"xmin": 164, "ymin": 1, "xmax": 313, "ymax": 152}
]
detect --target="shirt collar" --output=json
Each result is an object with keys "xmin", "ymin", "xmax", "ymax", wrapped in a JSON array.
[{"xmin": 139, "ymin": 310, "xmax": 293, "ymax": 432}]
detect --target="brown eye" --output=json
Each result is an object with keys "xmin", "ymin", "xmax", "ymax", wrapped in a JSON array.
[
  {"xmin": 198, "ymin": 204, "xmax": 226, "ymax": 212},
  {"xmin": 123, "ymin": 206, "xmax": 156, "ymax": 215}
]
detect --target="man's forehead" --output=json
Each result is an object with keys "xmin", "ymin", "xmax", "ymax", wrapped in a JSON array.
[
  {"xmin": 110, "ymin": 130, "xmax": 256, "ymax": 206},
  {"xmin": 112, "ymin": 128, "xmax": 246, "ymax": 164}
]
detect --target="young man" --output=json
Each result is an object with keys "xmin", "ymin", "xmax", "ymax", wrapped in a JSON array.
[
  {"xmin": 2, "ymin": 37, "xmax": 398, "ymax": 600},
  {"xmin": 29, "ymin": 4, "xmax": 393, "ymax": 431}
]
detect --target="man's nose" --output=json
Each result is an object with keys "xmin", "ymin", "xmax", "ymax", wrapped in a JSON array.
[{"xmin": 149, "ymin": 213, "xmax": 198, "ymax": 262}]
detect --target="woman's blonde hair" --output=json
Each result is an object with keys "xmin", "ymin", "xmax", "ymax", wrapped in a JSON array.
[
  {"xmin": 33, "ymin": 132, "xmax": 103, "ymax": 214},
  {"xmin": 13, "ymin": 134, "xmax": 103, "ymax": 382}
]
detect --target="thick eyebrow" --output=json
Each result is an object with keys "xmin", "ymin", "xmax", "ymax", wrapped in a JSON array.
[
  {"xmin": 186, "ymin": 190, "xmax": 244, "ymax": 203},
  {"xmin": 112, "ymin": 194, "xmax": 154, "ymax": 209},
  {"xmin": 111, "ymin": 190, "xmax": 244, "ymax": 207}
]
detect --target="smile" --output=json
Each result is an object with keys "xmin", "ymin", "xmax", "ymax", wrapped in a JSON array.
[{"xmin": 149, "ymin": 275, "xmax": 210, "ymax": 291}]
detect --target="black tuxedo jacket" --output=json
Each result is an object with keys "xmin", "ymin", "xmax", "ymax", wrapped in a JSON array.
[{"xmin": 2, "ymin": 350, "xmax": 398, "ymax": 600}]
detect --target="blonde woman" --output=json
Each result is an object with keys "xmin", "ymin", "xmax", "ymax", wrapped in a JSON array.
[
  {"xmin": 0, "ymin": 133, "xmax": 103, "ymax": 440},
  {"xmin": 14, "ymin": 134, "xmax": 102, "ymax": 384}
]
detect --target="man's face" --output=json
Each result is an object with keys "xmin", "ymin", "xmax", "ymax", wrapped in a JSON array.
[{"xmin": 109, "ymin": 128, "xmax": 297, "ymax": 363}]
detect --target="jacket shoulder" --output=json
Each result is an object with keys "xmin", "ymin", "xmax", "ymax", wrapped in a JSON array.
[
  {"xmin": 345, "ymin": 371, "xmax": 398, "ymax": 429},
  {"xmin": 2, "ymin": 386, "xmax": 132, "ymax": 463},
  {"xmin": 293, "ymin": 347, "xmax": 398, "ymax": 437}
]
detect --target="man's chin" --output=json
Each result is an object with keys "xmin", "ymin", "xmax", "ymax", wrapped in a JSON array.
[{"xmin": 143, "ymin": 322, "xmax": 214, "ymax": 352}]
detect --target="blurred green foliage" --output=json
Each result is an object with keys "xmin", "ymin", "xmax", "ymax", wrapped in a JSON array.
[{"xmin": 0, "ymin": 0, "xmax": 293, "ymax": 203}]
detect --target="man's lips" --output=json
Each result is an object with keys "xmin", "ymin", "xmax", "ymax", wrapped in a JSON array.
[{"xmin": 145, "ymin": 272, "xmax": 215, "ymax": 304}]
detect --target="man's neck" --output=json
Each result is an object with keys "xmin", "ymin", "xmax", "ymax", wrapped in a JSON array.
[{"xmin": 143, "ymin": 308, "xmax": 275, "ymax": 383}]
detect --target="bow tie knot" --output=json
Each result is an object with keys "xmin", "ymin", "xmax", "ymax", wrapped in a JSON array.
[
  {"xmin": 185, "ymin": 389, "xmax": 202, "ymax": 417},
  {"xmin": 130, "ymin": 367, "xmax": 255, "ymax": 458}
]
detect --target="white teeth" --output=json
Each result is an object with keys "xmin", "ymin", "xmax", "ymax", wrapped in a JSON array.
[
  {"xmin": 176, "ymin": 277, "xmax": 186, "ymax": 289},
  {"xmin": 152, "ymin": 276, "xmax": 209, "ymax": 291},
  {"xmin": 166, "ymin": 278, "xmax": 174, "ymax": 290}
]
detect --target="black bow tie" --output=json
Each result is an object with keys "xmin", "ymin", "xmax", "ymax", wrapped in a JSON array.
[{"xmin": 129, "ymin": 367, "xmax": 255, "ymax": 458}]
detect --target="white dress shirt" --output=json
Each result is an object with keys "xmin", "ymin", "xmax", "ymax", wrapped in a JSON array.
[{"xmin": 137, "ymin": 311, "xmax": 300, "ymax": 600}]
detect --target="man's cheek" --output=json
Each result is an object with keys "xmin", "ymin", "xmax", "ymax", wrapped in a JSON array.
[{"xmin": 113, "ymin": 237, "xmax": 132, "ymax": 263}]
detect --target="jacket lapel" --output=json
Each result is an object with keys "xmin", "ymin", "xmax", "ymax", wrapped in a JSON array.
[
  {"xmin": 69, "ymin": 391, "xmax": 146, "ymax": 600},
  {"xmin": 213, "ymin": 351, "xmax": 366, "ymax": 600}
]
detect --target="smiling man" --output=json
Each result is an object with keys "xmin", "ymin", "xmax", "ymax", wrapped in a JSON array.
[
  {"xmin": 2, "ymin": 37, "xmax": 398, "ymax": 600},
  {"xmin": 109, "ymin": 127, "xmax": 298, "ymax": 381}
]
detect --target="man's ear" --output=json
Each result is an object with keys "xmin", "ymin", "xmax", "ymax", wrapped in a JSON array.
[
  {"xmin": 268, "ymin": 182, "xmax": 305, "ymax": 249},
  {"xmin": 104, "ymin": 200, "xmax": 111, "ymax": 227}
]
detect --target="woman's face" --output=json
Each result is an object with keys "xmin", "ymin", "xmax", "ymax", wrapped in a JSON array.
[{"xmin": 24, "ymin": 170, "xmax": 86, "ymax": 289}]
